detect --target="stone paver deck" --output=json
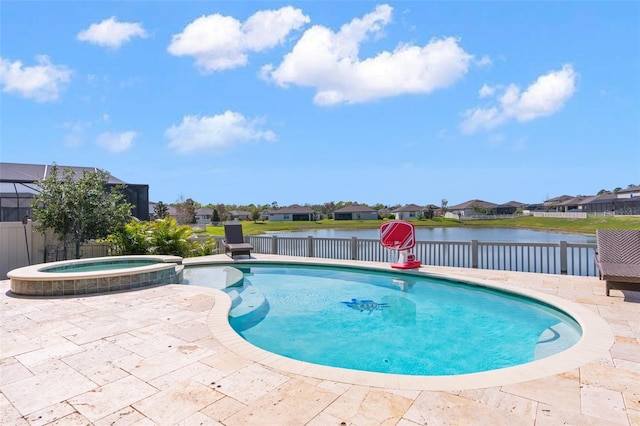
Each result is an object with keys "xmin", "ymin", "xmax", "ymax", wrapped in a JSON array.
[{"xmin": 1, "ymin": 254, "xmax": 639, "ymax": 425}]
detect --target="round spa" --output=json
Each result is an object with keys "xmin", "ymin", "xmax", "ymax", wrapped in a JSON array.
[{"xmin": 8, "ymin": 255, "xmax": 184, "ymax": 296}]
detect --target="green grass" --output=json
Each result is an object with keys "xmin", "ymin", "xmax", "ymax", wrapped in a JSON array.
[{"xmin": 202, "ymin": 215, "xmax": 640, "ymax": 237}]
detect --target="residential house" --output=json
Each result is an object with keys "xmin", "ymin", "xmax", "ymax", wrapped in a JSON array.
[
  {"xmin": 195, "ymin": 207, "xmax": 213, "ymax": 225},
  {"xmin": 542, "ymin": 195, "xmax": 574, "ymax": 212},
  {"xmin": 582, "ymin": 192, "xmax": 640, "ymax": 215},
  {"xmin": 0, "ymin": 162, "xmax": 149, "ymax": 222},
  {"xmin": 616, "ymin": 185, "xmax": 640, "ymax": 198},
  {"xmin": 333, "ymin": 204, "xmax": 379, "ymax": 220},
  {"xmin": 496, "ymin": 201, "xmax": 527, "ymax": 215},
  {"xmin": 447, "ymin": 199, "xmax": 498, "ymax": 217},
  {"xmin": 268, "ymin": 205, "xmax": 317, "ymax": 221},
  {"xmin": 392, "ymin": 204, "xmax": 424, "ymax": 220},
  {"xmin": 227, "ymin": 210, "xmax": 251, "ymax": 221}
]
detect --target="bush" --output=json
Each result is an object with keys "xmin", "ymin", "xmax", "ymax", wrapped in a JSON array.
[{"xmin": 104, "ymin": 218, "xmax": 216, "ymax": 257}]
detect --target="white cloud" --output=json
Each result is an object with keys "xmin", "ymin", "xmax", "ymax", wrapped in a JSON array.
[
  {"xmin": 77, "ymin": 17, "xmax": 147, "ymax": 49},
  {"xmin": 165, "ymin": 111, "xmax": 277, "ymax": 154},
  {"xmin": 167, "ymin": 6, "xmax": 309, "ymax": 72},
  {"xmin": 478, "ymin": 84, "xmax": 496, "ymax": 98},
  {"xmin": 461, "ymin": 64, "xmax": 577, "ymax": 134},
  {"xmin": 0, "ymin": 55, "xmax": 71, "ymax": 102},
  {"xmin": 475, "ymin": 55, "xmax": 492, "ymax": 67},
  {"xmin": 96, "ymin": 131, "xmax": 137, "ymax": 153},
  {"xmin": 262, "ymin": 4, "xmax": 473, "ymax": 105}
]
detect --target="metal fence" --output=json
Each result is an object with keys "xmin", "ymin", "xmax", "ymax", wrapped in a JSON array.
[{"xmin": 215, "ymin": 235, "xmax": 599, "ymax": 277}]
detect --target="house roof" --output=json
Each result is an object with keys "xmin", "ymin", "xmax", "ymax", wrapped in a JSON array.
[
  {"xmin": 269, "ymin": 205, "xmax": 316, "ymax": 214},
  {"xmin": 617, "ymin": 185, "xmax": 640, "ymax": 194},
  {"xmin": 0, "ymin": 162, "xmax": 126, "ymax": 184},
  {"xmin": 196, "ymin": 208, "xmax": 213, "ymax": 215},
  {"xmin": 498, "ymin": 201, "xmax": 527, "ymax": 208},
  {"xmin": 448, "ymin": 199, "xmax": 498, "ymax": 210},
  {"xmin": 392, "ymin": 204, "xmax": 424, "ymax": 212},
  {"xmin": 560, "ymin": 196, "xmax": 592, "ymax": 206},
  {"xmin": 333, "ymin": 204, "xmax": 377, "ymax": 213},
  {"xmin": 228, "ymin": 210, "xmax": 251, "ymax": 216},
  {"xmin": 543, "ymin": 195, "xmax": 574, "ymax": 205}
]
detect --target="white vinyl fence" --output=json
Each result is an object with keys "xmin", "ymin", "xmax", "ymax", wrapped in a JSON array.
[{"xmin": 1, "ymin": 221, "xmax": 108, "ymax": 279}]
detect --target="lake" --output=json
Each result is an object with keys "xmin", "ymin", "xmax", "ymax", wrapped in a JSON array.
[{"xmin": 266, "ymin": 227, "xmax": 596, "ymax": 243}]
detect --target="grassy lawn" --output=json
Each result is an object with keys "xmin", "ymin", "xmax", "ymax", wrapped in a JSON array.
[{"xmin": 202, "ymin": 215, "xmax": 640, "ymax": 237}]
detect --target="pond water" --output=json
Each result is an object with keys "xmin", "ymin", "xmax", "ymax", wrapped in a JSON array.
[{"xmin": 267, "ymin": 227, "xmax": 595, "ymax": 243}]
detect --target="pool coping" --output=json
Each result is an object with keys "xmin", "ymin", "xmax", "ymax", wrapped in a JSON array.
[{"xmin": 185, "ymin": 255, "xmax": 615, "ymax": 391}]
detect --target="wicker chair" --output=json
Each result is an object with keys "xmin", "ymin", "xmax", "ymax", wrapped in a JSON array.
[
  {"xmin": 223, "ymin": 223, "xmax": 253, "ymax": 259},
  {"xmin": 594, "ymin": 229, "xmax": 640, "ymax": 296}
]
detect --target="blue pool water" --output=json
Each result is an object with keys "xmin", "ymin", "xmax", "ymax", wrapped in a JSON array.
[
  {"xmin": 41, "ymin": 259, "xmax": 161, "ymax": 273},
  {"xmin": 185, "ymin": 264, "xmax": 582, "ymax": 376}
]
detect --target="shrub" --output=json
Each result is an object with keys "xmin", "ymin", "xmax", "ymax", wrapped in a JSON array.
[{"xmin": 105, "ymin": 218, "xmax": 216, "ymax": 257}]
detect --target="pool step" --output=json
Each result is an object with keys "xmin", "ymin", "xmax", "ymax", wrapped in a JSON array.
[
  {"xmin": 225, "ymin": 281, "xmax": 269, "ymax": 332},
  {"xmin": 534, "ymin": 322, "xmax": 577, "ymax": 360},
  {"xmin": 225, "ymin": 282, "xmax": 267, "ymax": 318}
]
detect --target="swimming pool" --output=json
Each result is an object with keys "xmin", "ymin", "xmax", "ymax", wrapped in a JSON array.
[{"xmin": 184, "ymin": 262, "xmax": 582, "ymax": 376}]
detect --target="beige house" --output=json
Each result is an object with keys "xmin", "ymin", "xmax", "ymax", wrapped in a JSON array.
[
  {"xmin": 333, "ymin": 204, "xmax": 379, "ymax": 220},
  {"xmin": 268, "ymin": 205, "xmax": 316, "ymax": 221}
]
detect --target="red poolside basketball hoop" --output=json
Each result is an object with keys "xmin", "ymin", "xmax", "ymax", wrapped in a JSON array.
[{"xmin": 380, "ymin": 220, "xmax": 421, "ymax": 269}]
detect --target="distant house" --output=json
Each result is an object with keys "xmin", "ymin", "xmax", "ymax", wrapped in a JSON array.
[
  {"xmin": 333, "ymin": 204, "xmax": 378, "ymax": 220},
  {"xmin": 195, "ymin": 208, "xmax": 213, "ymax": 224},
  {"xmin": 542, "ymin": 195, "xmax": 574, "ymax": 212},
  {"xmin": 392, "ymin": 204, "xmax": 424, "ymax": 220},
  {"xmin": 447, "ymin": 199, "xmax": 498, "ymax": 217},
  {"xmin": 616, "ymin": 185, "xmax": 640, "ymax": 198},
  {"xmin": 268, "ymin": 205, "xmax": 317, "ymax": 221},
  {"xmin": 559, "ymin": 196, "xmax": 593, "ymax": 212},
  {"xmin": 227, "ymin": 210, "xmax": 251, "ymax": 221},
  {"xmin": 496, "ymin": 201, "xmax": 527, "ymax": 215},
  {"xmin": 581, "ymin": 192, "xmax": 640, "ymax": 215}
]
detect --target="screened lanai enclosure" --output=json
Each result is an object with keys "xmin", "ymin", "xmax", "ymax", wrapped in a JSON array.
[{"xmin": 0, "ymin": 162, "xmax": 149, "ymax": 222}]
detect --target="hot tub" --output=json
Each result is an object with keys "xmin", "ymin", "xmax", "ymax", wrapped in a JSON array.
[{"xmin": 8, "ymin": 255, "xmax": 184, "ymax": 296}]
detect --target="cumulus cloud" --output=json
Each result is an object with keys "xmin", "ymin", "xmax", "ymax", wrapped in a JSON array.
[
  {"xmin": 262, "ymin": 4, "xmax": 474, "ymax": 105},
  {"xmin": 461, "ymin": 64, "xmax": 577, "ymax": 134},
  {"xmin": 77, "ymin": 17, "xmax": 147, "ymax": 49},
  {"xmin": 96, "ymin": 131, "xmax": 137, "ymax": 153},
  {"xmin": 0, "ymin": 55, "xmax": 71, "ymax": 102},
  {"xmin": 166, "ymin": 111, "xmax": 277, "ymax": 154},
  {"xmin": 167, "ymin": 6, "xmax": 309, "ymax": 72}
]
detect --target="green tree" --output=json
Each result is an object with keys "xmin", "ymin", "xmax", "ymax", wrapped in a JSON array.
[
  {"xmin": 32, "ymin": 165, "xmax": 133, "ymax": 259},
  {"xmin": 175, "ymin": 197, "xmax": 197, "ymax": 224},
  {"xmin": 441, "ymin": 199, "xmax": 449, "ymax": 214},
  {"xmin": 212, "ymin": 208, "xmax": 220, "ymax": 224},
  {"xmin": 154, "ymin": 201, "xmax": 169, "ymax": 219}
]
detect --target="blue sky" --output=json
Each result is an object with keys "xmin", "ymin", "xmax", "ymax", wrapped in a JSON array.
[{"xmin": 1, "ymin": 1, "xmax": 639, "ymax": 207}]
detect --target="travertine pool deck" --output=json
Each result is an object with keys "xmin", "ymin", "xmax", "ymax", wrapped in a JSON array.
[{"xmin": 1, "ymin": 254, "xmax": 639, "ymax": 425}]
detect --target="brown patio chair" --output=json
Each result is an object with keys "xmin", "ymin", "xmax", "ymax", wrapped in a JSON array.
[
  {"xmin": 594, "ymin": 229, "xmax": 640, "ymax": 296},
  {"xmin": 223, "ymin": 223, "xmax": 254, "ymax": 259}
]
